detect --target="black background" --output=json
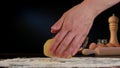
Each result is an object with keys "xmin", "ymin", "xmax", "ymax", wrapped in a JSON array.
[{"xmin": 2, "ymin": 0, "xmax": 120, "ymax": 58}]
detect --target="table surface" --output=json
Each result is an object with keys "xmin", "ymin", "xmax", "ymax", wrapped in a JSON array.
[{"xmin": 0, "ymin": 56, "xmax": 120, "ymax": 68}]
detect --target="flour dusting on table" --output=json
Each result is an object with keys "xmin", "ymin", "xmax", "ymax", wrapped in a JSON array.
[{"xmin": 0, "ymin": 57, "xmax": 120, "ymax": 68}]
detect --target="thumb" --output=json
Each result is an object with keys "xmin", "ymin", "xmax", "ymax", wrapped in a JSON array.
[{"xmin": 51, "ymin": 17, "xmax": 64, "ymax": 33}]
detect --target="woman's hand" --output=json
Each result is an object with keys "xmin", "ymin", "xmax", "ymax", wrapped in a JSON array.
[
  {"xmin": 50, "ymin": 3, "xmax": 96, "ymax": 58},
  {"xmin": 49, "ymin": 0, "xmax": 120, "ymax": 58}
]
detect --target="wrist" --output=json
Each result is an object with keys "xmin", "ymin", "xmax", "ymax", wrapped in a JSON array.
[{"xmin": 82, "ymin": 0, "xmax": 120, "ymax": 17}]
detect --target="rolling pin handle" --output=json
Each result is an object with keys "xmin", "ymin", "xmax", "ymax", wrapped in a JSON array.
[{"xmin": 82, "ymin": 49, "xmax": 96, "ymax": 55}]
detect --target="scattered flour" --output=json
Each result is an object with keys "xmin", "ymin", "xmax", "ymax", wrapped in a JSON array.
[{"xmin": 0, "ymin": 57, "xmax": 120, "ymax": 68}]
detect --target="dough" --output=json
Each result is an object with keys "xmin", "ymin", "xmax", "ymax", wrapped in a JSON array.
[
  {"xmin": 44, "ymin": 38, "xmax": 54, "ymax": 57},
  {"xmin": 44, "ymin": 38, "xmax": 72, "ymax": 58}
]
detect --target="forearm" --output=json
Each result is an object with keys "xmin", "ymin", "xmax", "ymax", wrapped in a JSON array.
[{"xmin": 82, "ymin": 0, "xmax": 120, "ymax": 16}]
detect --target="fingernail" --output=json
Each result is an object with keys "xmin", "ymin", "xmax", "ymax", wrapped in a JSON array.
[{"xmin": 51, "ymin": 26, "xmax": 56, "ymax": 30}]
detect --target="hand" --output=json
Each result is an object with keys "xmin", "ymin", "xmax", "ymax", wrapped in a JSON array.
[
  {"xmin": 50, "ymin": 3, "xmax": 96, "ymax": 58},
  {"xmin": 49, "ymin": 0, "xmax": 119, "ymax": 58}
]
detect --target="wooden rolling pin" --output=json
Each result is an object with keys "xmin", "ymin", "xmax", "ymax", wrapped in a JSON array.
[{"xmin": 82, "ymin": 47, "xmax": 120, "ymax": 56}]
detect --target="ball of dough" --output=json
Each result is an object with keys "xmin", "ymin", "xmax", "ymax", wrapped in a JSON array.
[
  {"xmin": 43, "ymin": 38, "xmax": 72, "ymax": 58},
  {"xmin": 44, "ymin": 38, "xmax": 54, "ymax": 57}
]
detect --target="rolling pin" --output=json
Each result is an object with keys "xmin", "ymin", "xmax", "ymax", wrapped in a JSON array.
[{"xmin": 82, "ymin": 47, "xmax": 120, "ymax": 56}]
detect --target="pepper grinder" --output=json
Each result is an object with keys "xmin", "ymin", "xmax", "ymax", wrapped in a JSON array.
[{"xmin": 108, "ymin": 14, "xmax": 120, "ymax": 46}]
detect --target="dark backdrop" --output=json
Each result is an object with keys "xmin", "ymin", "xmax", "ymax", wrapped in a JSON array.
[{"xmin": 2, "ymin": 0, "xmax": 120, "ymax": 58}]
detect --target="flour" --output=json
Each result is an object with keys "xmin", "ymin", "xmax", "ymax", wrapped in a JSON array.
[{"xmin": 0, "ymin": 57, "xmax": 120, "ymax": 68}]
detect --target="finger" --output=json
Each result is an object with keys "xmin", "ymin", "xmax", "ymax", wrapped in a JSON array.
[
  {"xmin": 55, "ymin": 31, "xmax": 75, "ymax": 57},
  {"xmin": 50, "ymin": 29, "xmax": 68, "ymax": 55},
  {"xmin": 71, "ymin": 33, "xmax": 87, "ymax": 56},
  {"xmin": 51, "ymin": 16, "xmax": 65, "ymax": 33},
  {"xmin": 61, "ymin": 37, "xmax": 75, "ymax": 58},
  {"xmin": 67, "ymin": 25, "xmax": 89, "ymax": 56},
  {"xmin": 61, "ymin": 21, "xmax": 92, "ymax": 57},
  {"xmin": 60, "ymin": 31, "xmax": 86, "ymax": 58},
  {"xmin": 61, "ymin": 30, "xmax": 88, "ymax": 58},
  {"xmin": 61, "ymin": 50, "xmax": 72, "ymax": 58}
]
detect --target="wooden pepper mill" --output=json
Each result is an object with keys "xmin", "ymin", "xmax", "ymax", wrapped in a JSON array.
[{"xmin": 108, "ymin": 14, "xmax": 120, "ymax": 47}]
